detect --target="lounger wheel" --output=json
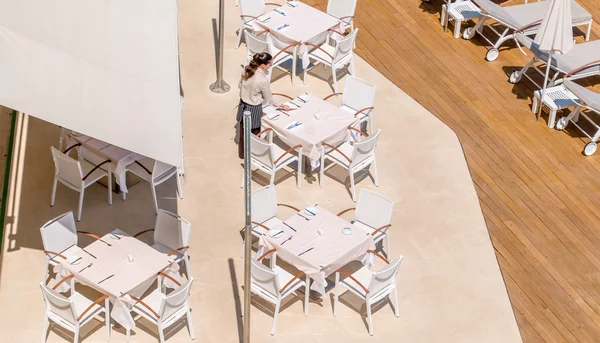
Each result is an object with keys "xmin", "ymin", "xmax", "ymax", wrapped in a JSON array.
[
  {"xmin": 509, "ymin": 71, "xmax": 521, "ymax": 84},
  {"xmin": 486, "ymin": 48, "xmax": 499, "ymax": 62},
  {"xmin": 556, "ymin": 117, "xmax": 568, "ymax": 131},
  {"xmin": 583, "ymin": 142, "xmax": 597, "ymax": 156},
  {"xmin": 463, "ymin": 27, "xmax": 475, "ymax": 40}
]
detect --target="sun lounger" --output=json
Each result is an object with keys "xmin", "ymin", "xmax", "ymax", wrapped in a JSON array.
[
  {"xmin": 463, "ymin": 0, "xmax": 592, "ymax": 61},
  {"xmin": 555, "ymin": 80, "xmax": 600, "ymax": 156},
  {"xmin": 508, "ymin": 34, "xmax": 600, "ymax": 88}
]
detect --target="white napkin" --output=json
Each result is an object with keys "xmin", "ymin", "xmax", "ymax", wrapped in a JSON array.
[
  {"xmin": 259, "ymin": 15, "xmax": 271, "ymax": 23},
  {"xmin": 267, "ymin": 112, "xmax": 280, "ymax": 120},
  {"xmin": 298, "ymin": 94, "xmax": 310, "ymax": 103},
  {"xmin": 274, "ymin": 8, "xmax": 287, "ymax": 16},
  {"xmin": 287, "ymin": 1, "xmax": 299, "ymax": 7}
]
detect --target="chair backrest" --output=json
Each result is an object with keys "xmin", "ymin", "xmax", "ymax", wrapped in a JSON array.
[
  {"xmin": 40, "ymin": 212, "xmax": 78, "ymax": 253},
  {"xmin": 250, "ymin": 134, "xmax": 276, "ymax": 169},
  {"xmin": 51, "ymin": 146, "xmax": 83, "ymax": 188},
  {"xmin": 349, "ymin": 129, "xmax": 380, "ymax": 169},
  {"xmin": 240, "ymin": 0, "xmax": 265, "ymax": 21},
  {"xmin": 333, "ymin": 29, "xmax": 358, "ymax": 64},
  {"xmin": 342, "ymin": 76, "xmax": 376, "ymax": 112},
  {"xmin": 355, "ymin": 188, "xmax": 394, "ymax": 229},
  {"xmin": 367, "ymin": 256, "xmax": 403, "ymax": 297},
  {"xmin": 245, "ymin": 31, "xmax": 271, "ymax": 59},
  {"xmin": 471, "ymin": 0, "xmax": 516, "ymax": 26},
  {"xmin": 40, "ymin": 283, "xmax": 79, "ymax": 327},
  {"xmin": 154, "ymin": 209, "xmax": 192, "ymax": 250},
  {"xmin": 327, "ymin": 0, "xmax": 357, "ymax": 21},
  {"xmin": 159, "ymin": 278, "xmax": 194, "ymax": 322},
  {"xmin": 251, "ymin": 258, "xmax": 281, "ymax": 298},
  {"xmin": 251, "ymin": 185, "xmax": 278, "ymax": 224}
]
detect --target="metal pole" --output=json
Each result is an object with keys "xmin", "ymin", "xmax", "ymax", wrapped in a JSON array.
[
  {"xmin": 210, "ymin": 0, "xmax": 230, "ymax": 93},
  {"xmin": 243, "ymin": 111, "xmax": 252, "ymax": 343}
]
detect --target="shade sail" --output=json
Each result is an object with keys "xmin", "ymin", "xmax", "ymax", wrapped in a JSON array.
[{"xmin": 0, "ymin": 0, "xmax": 183, "ymax": 170}]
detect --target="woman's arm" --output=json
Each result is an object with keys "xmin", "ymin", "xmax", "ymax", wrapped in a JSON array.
[{"xmin": 259, "ymin": 76, "xmax": 278, "ymax": 107}]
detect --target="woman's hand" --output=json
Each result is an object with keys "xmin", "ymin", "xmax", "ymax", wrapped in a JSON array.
[{"xmin": 280, "ymin": 104, "xmax": 293, "ymax": 111}]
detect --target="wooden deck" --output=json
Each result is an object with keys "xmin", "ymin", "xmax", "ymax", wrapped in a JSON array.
[{"xmin": 307, "ymin": 0, "xmax": 600, "ymax": 342}]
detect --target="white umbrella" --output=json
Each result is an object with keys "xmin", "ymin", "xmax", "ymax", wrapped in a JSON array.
[{"xmin": 534, "ymin": 0, "xmax": 574, "ymax": 121}]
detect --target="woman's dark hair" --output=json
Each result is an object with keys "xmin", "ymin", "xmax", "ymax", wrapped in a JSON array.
[{"xmin": 242, "ymin": 52, "xmax": 272, "ymax": 80}]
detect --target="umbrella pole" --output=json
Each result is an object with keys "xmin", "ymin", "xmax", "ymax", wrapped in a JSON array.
[
  {"xmin": 243, "ymin": 111, "xmax": 252, "ymax": 343},
  {"xmin": 537, "ymin": 50, "xmax": 554, "ymax": 122}
]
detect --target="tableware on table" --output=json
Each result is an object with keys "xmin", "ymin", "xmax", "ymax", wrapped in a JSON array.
[
  {"xmin": 317, "ymin": 227, "xmax": 325, "ymax": 237},
  {"xmin": 276, "ymin": 23, "xmax": 289, "ymax": 31},
  {"xmin": 314, "ymin": 113, "xmax": 321, "ymax": 120},
  {"xmin": 78, "ymin": 263, "xmax": 93, "ymax": 273},
  {"xmin": 281, "ymin": 236, "xmax": 293, "ymax": 245},
  {"xmin": 274, "ymin": 8, "xmax": 287, "ymax": 16},
  {"xmin": 82, "ymin": 248, "xmax": 97, "ymax": 259},
  {"xmin": 110, "ymin": 232, "xmax": 123, "ymax": 240},
  {"xmin": 269, "ymin": 229, "xmax": 285, "ymax": 238},
  {"xmin": 342, "ymin": 227, "xmax": 353, "ymax": 236},
  {"xmin": 98, "ymin": 274, "xmax": 115, "ymax": 284},
  {"xmin": 67, "ymin": 256, "xmax": 82, "ymax": 265},
  {"xmin": 298, "ymin": 94, "xmax": 310, "ymax": 103},
  {"xmin": 127, "ymin": 254, "xmax": 135, "ymax": 263},
  {"xmin": 259, "ymin": 15, "xmax": 271, "ymax": 23},
  {"xmin": 290, "ymin": 101, "xmax": 301, "ymax": 108},
  {"xmin": 287, "ymin": 1, "xmax": 299, "ymax": 7},
  {"xmin": 276, "ymin": 108, "xmax": 291, "ymax": 116},
  {"xmin": 304, "ymin": 206, "xmax": 318, "ymax": 216},
  {"xmin": 298, "ymin": 247, "xmax": 314, "ymax": 256},
  {"xmin": 283, "ymin": 222, "xmax": 297, "ymax": 232},
  {"xmin": 296, "ymin": 213, "xmax": 310, "ymax": 220},
  {"xmin": 267, "ymin": 112, "xmax": 280, "ymax": 120}
]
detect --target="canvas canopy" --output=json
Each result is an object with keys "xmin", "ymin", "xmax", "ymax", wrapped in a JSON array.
[{"xmin": 0, "ymin": 0, "xmax": 184, "ymax": 170}]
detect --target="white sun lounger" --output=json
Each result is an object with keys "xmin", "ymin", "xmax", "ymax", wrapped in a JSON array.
[
  {"xmin": 508, "ymin": 34, "xmax": 600, "ymax": 88},
  {"xmin": 556, "ymin": 80, "xmax": 600, "ymax": 156},
  {"xmin": 463, "ymin": 0, "xmax": 592, "ymax": 61}
]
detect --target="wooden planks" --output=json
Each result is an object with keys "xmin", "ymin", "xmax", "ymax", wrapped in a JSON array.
[{"xmin": 307, "ymin": 0, "xmax": 600, "ymax": 341}]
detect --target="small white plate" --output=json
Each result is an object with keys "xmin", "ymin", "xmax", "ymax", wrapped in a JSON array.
[
  {"xmin": 268, "ymin": 230, "xmax": 284, "ymax": 238},
  {"xmin": 342, "ymin": 227, "xmax": 352, "ymax": 236},
  {"xmin": 304, "ymin": 207, "xmax": 318, "ymax": 216},
  {"xmin": 66, "ymin": 255, "xmax": 82, "ymax": 265}
]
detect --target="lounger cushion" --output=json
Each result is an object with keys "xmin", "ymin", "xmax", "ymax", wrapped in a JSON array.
[{"xmin": 564, "ymin": 80, "xmax": 600, "ymax": 111}]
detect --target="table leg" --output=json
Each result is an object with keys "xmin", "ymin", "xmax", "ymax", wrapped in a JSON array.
[{"xmin": 304, "ymin": 277, "xmax": 310, "ymax": 316}]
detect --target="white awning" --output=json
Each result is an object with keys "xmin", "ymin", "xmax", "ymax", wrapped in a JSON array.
[{"xmin": 0, "ymin": 0, "xmax": 183, "ymax": 170}]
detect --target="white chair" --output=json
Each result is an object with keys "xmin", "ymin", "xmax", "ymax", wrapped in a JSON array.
[
  {"xmin": 333, "ymin": 251, "xmax": 403, "ymax": 336},
  {"xmin": 50, "ymin": 146, "xmax": 112, "ymax": 222},
  {"xmin": 242, "ymin": 129, "xmax": 303, "ymax": 188},
  {"xmin": 40, "ymin": 281, "xmax": 110, "ymax": 342},
  {"xmin": 305, "ymin": 29, "xmax": 358, "ymax": 92},
  {"xmin": 124, "ymin": 157, "xmax": 183, "ymax": 214},
  {"xmin": 327, "ymin": 0, "xmax": 357, "ymax": 33},
  {"xmin": 127, "ymin": 277, "xmax": 195, "ymax": 343},
  {"xmin": 134, "ymin": 209, "xmax": 192, "ymax": 278},
  {"xmin": 337, "ymin": 189, "xmax": 394, "ymax": 256},
  {"xmin": 243, "ymin": 253, "xmax": 309, "ymax": 335},
  {"xmin": 241, "ymin": 185, "xmax": 300, "ymax": 257},
  {"xmin": 237, "ymin": 0, "xmax": 280, "ymax": 48},
  {"xmin": 245, "ymin": 31, "xmax": 298, "ymax": 84},
  {"xmin": 324, "ymin": 76, "xmax": 376, "ymax": 134},
  {"xmin": 320, "ymin": 128, "xmax": 380, "ymax": 201}
]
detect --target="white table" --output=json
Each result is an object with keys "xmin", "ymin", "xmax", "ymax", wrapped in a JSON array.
[
  {"xmin": 254, "ymin": 2, "xmax": 343, "ymax": 70},
  {"xmin": 55, "ymin": 229, "xmax": 178, "ymax": 329},
  {"xmin": 532, "ymin": 85, "xmax": 580, "ymax": 128},
  {"xmin": 65, "ymin": 133, "xmax": 143, "ymax": 193},
  {"xmin": 441, "ymin": 1, "xmax": 482, "ymax": 39},
  {"xmin": 259, "ymin": 206, "xmax": 375, "ymax": 296},
  {"xmin": 262, "ymin": 94, "xmax": 357, "ymax": 161}
]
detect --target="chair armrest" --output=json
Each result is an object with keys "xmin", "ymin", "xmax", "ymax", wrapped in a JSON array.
[
  {"xmin": 272, "ymin": 93, "xmax": 294, "ymax": 100},
  {"xmin": 63, "ymin": 143, "xmax": 81, "ymax": 154},
  {"xmin": 367, "ymin": 249, "xmax": 390, "ymax": 264},
  {"xmin": 77, "ymin": 231, "xmax": 101, "ymax": 240},
  {"xmin": 251, "ymin": 221, "xmax": 271, "ymax": 231},
  {"xmin": 353, "ymin": 107, "xmax": 374, "ymax": 118},
  {"xmin": 167, "ymin": 246, "xmax": 190, "ymax": 256},
  {"xmin": 134, "ymin": 160, "xmax": 152, "ymax": 174},
  {"xmin": 565, "ymin": 60, "xmax": 600, "ymax": 78},
  {"xmin": 348, "ymin": 127, "xmax": 368, "ymax": 137},
  {"xmin": 279, "ymin": 271, "xmax": 305, "ymax": 293},
  {"xmin": 337, "ymin": 269, "xmax": 369, "ymax": 294},
  {"xmin": 257, "ymin": 128, "xmax": 273, "ymax": 138},
  {"xmin": 133, "ymin": 229, "xmax": 155, "ymax": 238},
  {"xmin": 257, "ymin": 248, "xmax": 277, "ymax": 261},
  {"xmin": 337, "ymin": 208, "xmax": 356, "ymax": 217},
  {"xmin": 265, "ymin": 2, "xmax": 282, "ymax": 6},
  {"xmin": 82, "ymin": 159, "xmax": 111, "ymax": 181},
  {"xmin": 53, "ymin": 274, "xmax": 74, "ymax": 291},
  {"xmin": 514, "ymin": 19, "xmax": 542, "ymax": 33},
  {"xmin": 328, "ymin": 28, "xmax": 345, "ymax": 36},
  {"xmin": 338, "ymin": 16, "xmax": 354, "ymax": 20},
  {"xmin": 274, "ymin": 144, "xmax": 302, "ymax": 165},
  {"xmin": 323, "ymin": 92, "xmax": 343, "ymax": 101},
  {"xmin": 272, "ymin": 43, "xmax": 299, "ymax": 62},
  {"xmin": 158, "ymin": 271, "xmax": 182, "ymax": 287},
  {"xmin": 240, "ymin": 15, "xmax": 258, "ymax": 20},
  {"xmin": 256, "ymin": 29, "xmax": 269, "ymax": 37},
  {"xmin": 323, "ymin": 142, "xmax": 352, "ymax": 163},
  {"xmin": 371, "ymin": 224, "xmax": 391, "ymax": 237},
  {"xmin": 278, "ymin": 203, "xmax": 300, "ymax": 212},
  {"xmin": 305, "ymin": 43, "xmax": 334, "ymax": 61},
  {"xmin": 44, "ymin": 250, "xmax": 67, "ymax": 260},
  {"xmin": 130, "ymin": 295, "xmax": 161, "ymax": 319},
  {"xmin": 77, "ymin": 294, "xmax": 108, "ymax": 321}
]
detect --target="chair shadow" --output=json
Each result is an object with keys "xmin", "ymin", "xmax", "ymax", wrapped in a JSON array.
[{"xmin": 304, "ymin": 64, "xmax": 353, "ymax": 93}]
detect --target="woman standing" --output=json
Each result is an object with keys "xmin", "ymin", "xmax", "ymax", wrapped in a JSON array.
[{"xmin": 237, "ymin": 52, "xmax": 291, "ymax": 159}]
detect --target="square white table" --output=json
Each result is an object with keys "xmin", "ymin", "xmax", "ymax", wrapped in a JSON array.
[
  {"xmin": 55, "ymin": 229, "xmax": 177, "ymax": 329},
  {"xmin": 254, "ymin": 2, "xmax": 344, "ymax": 70},
  {"xmin": 262, "ymin": 94, "xmax": 357, "ymax": 161},
  {"xmin": 259, "ymin": 205, "xmax": 375, "ymax": 296}
]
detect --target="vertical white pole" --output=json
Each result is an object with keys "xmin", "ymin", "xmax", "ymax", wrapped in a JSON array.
[{"xmin": 243, "ymin": 111, "xmax": 252, "ymax": 343}]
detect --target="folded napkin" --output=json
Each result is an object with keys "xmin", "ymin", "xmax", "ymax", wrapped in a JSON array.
[
  {"xmin": 284, "ymin": 101, "xmax": 299, "ymax": 110},
  {"xmin": 276, "ymin": 23, "xmax": 290, "ymax": 31},
  {"xmin": 267, "ymin": 112, "xmax": 280, "ymax": 120},
  {"xmin": 298, "ymin": 94, "xmax": 310, "ymax": 103},
  {"xmin": 287, "ymin": 1, "xmax": 299, "ymax": 7},
  {"xmin": 259, "ymin": 15, "xmax": 271, "ymax": 23},
  {"xmin": 274, "ymin": 8, "xmax": 287, "ymax": 16}
]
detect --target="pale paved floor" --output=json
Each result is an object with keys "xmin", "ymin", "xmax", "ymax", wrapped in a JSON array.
[{"xmin": 0, "ymin": 0, "xmax": 521, "ymax": 342}]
